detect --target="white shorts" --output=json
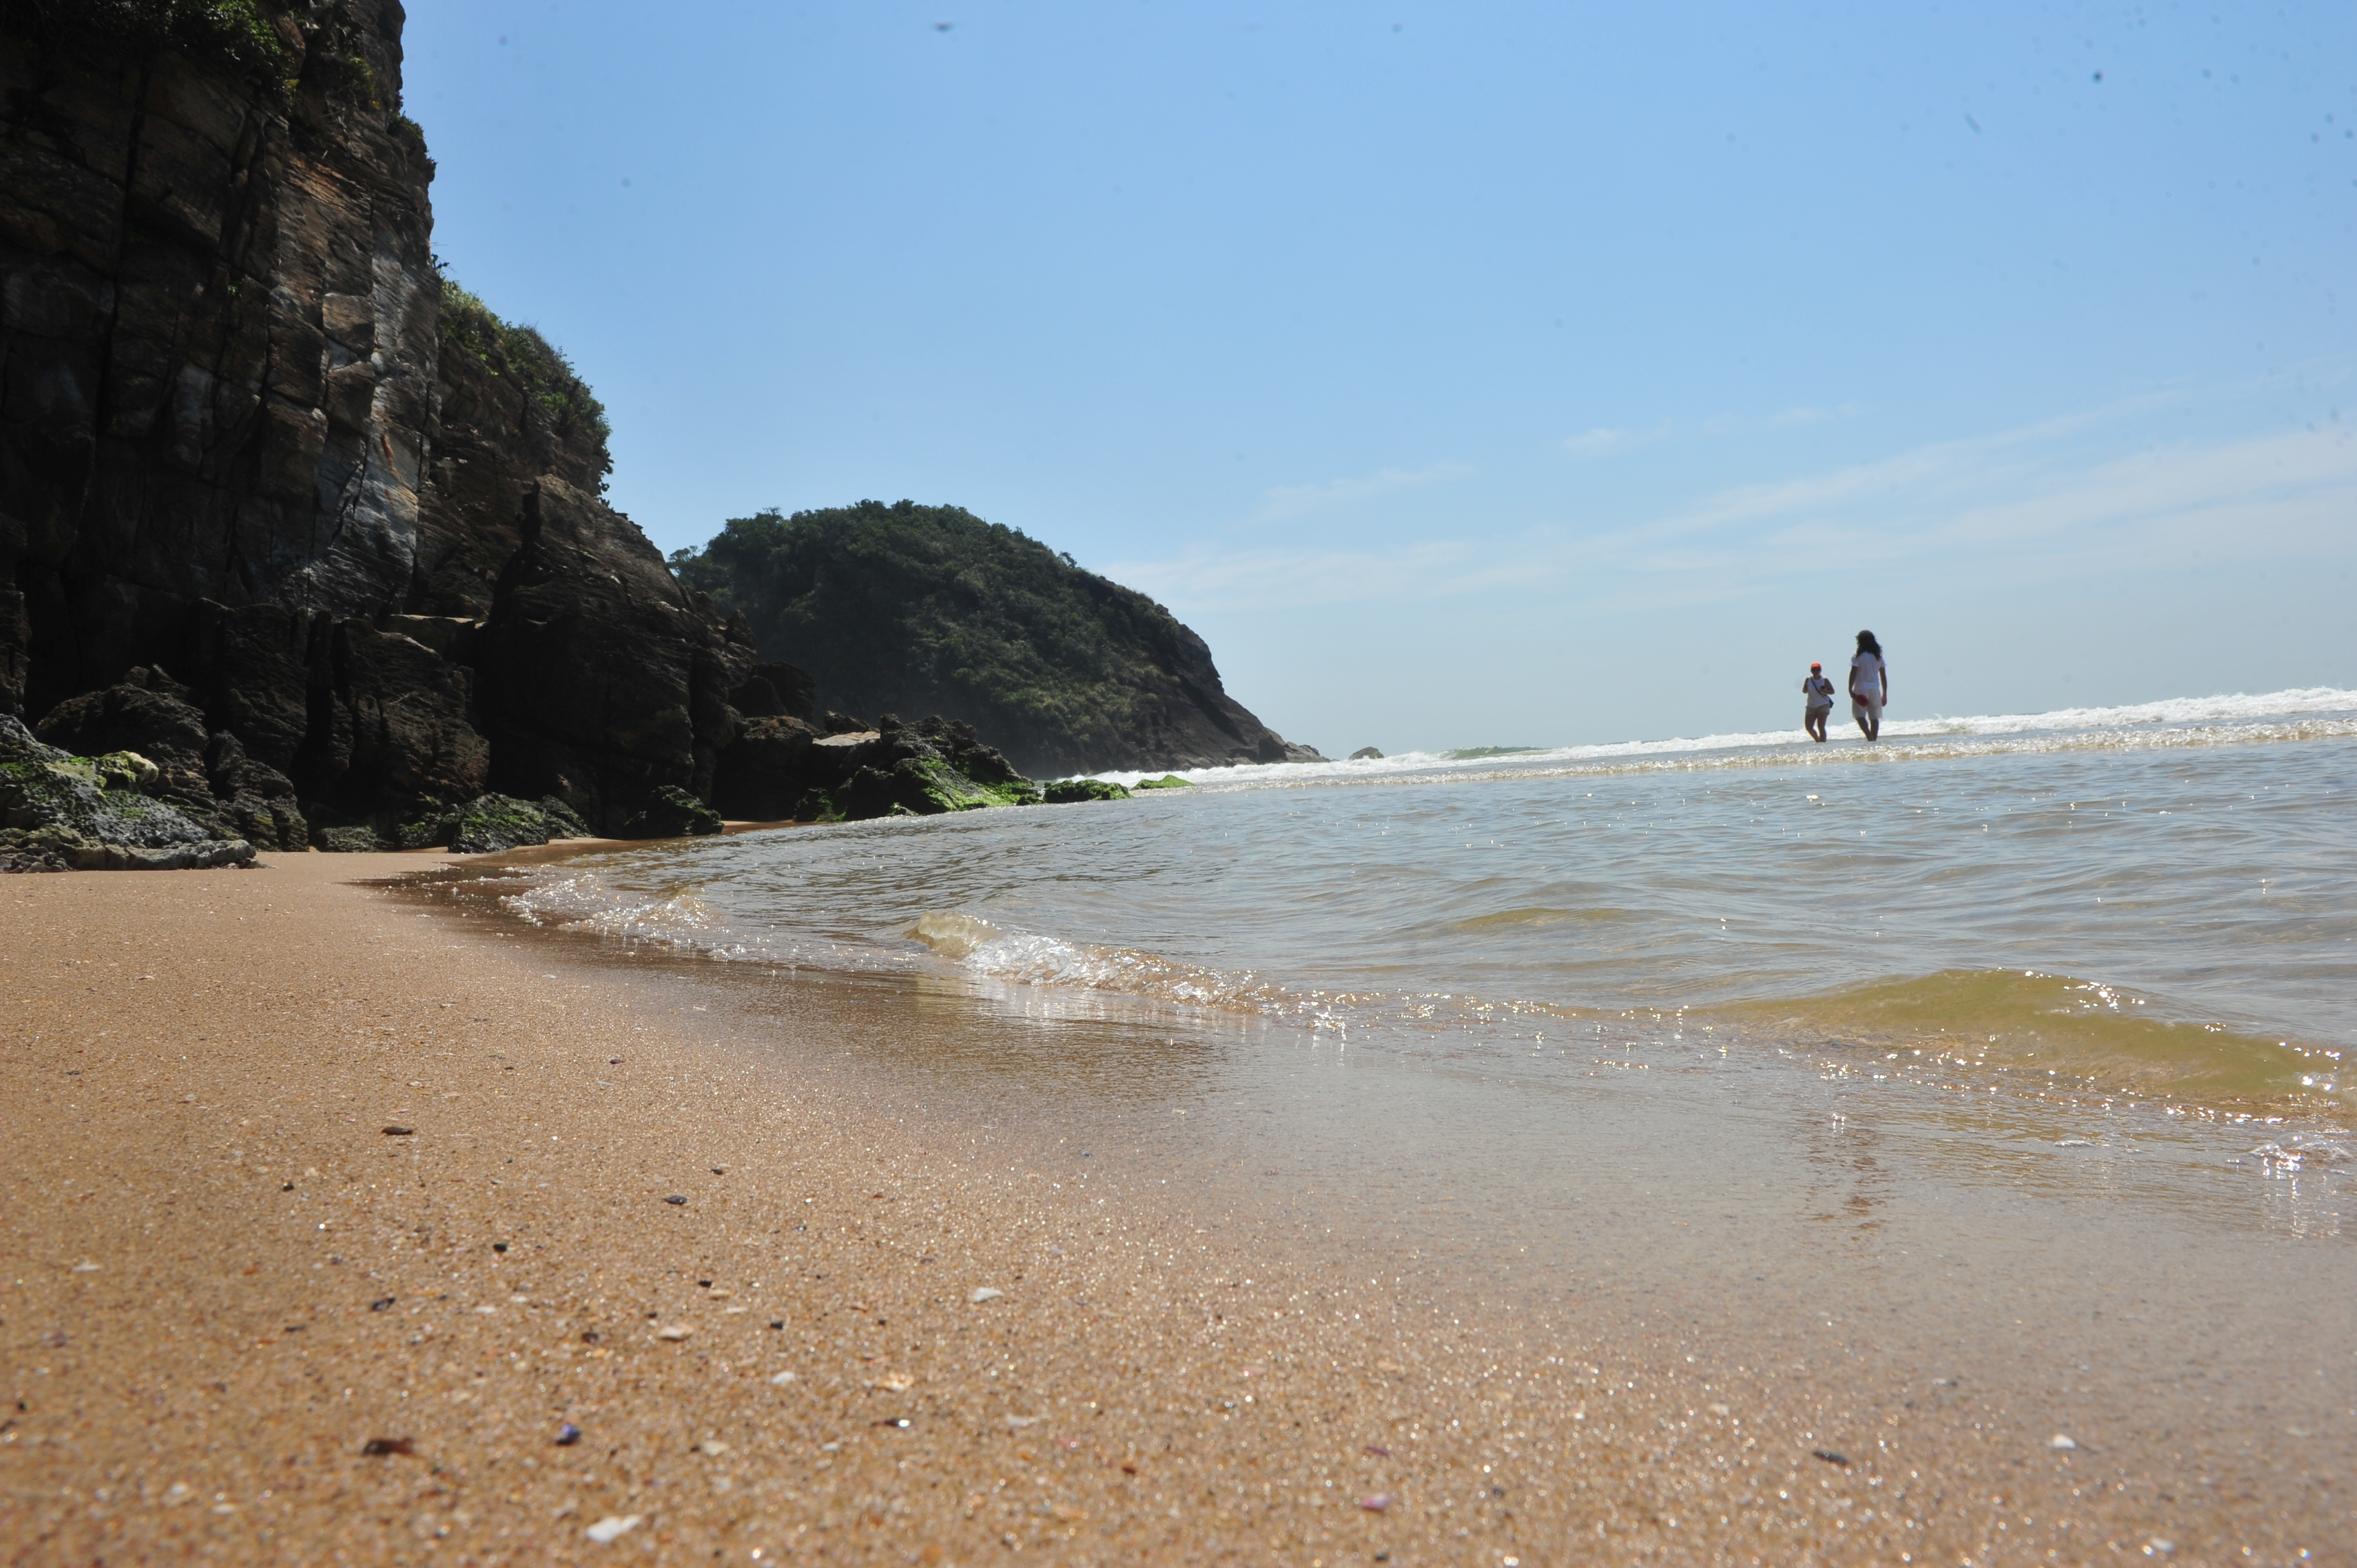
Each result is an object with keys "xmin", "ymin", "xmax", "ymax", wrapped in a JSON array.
[{"xmin": 1852, "ymin": 696, "xmax": 1883, "ymax": 723}]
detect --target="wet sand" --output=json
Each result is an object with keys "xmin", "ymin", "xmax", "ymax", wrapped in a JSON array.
[{"xmin": 3, "ymin": 852, "xmax": 2348, "ymax": 1565}]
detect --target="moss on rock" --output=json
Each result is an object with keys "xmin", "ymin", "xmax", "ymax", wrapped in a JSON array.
[
  {"xmin": 1042, "ymin": 778, "xmax": 1132, "ymax": 804},
  {"xmin": 447, "ymin": 793, "xmax": 569, "ymax": 854}
]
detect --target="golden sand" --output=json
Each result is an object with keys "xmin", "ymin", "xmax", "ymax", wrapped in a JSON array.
[{"xmin": 1, "ymin": 852, "xmax": 2340, "ymax": 1564}]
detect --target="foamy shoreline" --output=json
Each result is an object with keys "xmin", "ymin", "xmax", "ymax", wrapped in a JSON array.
[
  {"xmin": 1082, "ymin": 686, "xmax": 2357, "ymax": 789},
  {"xmin": 3, "ymin": 852, "xmax": 2344, "ymax": 1562}
]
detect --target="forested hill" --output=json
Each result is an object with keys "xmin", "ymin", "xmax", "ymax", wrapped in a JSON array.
[{"xmin": 667, "ymin": 503, "xmax": 1320, "ymax": 777}]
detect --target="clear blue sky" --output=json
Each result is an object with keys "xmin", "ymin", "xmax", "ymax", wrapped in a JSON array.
[{"xmin": 405, "ymin": 1, "xmax": 2355, "ymax": 754}]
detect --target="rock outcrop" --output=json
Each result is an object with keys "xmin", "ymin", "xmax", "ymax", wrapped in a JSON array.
[
  {"xmin": 712, "ymin": 711, "xmax": 1042, "ymax": 823},
  {"xmin": 2, "ymin": 709, "xmax": 253, "ymax": 871},
  {"xmin": 1, "ymin": 3, "xmax": 756, "ymax": 857},
  {"xmin": 671, "ymin": 503, "xmax": 1324, "ymax": 777}
]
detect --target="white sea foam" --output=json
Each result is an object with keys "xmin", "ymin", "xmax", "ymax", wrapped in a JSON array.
[
  {"xmin": 1081, "ymin": 687, "xmax": 2357, "ymax": 788},
  {"xmin": 504, "ymin": 871, "xmax": 726, "ymax": 943},
  {"xmin": 502, "ymin": 868, "xmax": 899, "ymax": 970},
  {"xmin": 912, "ymin": 912, "xmax": 1319, "ymax": 1018}
]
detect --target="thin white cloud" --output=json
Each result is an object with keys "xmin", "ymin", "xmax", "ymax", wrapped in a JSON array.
[
  {"xmin": 1114, "ymin": 402, "xmax": 2357, "ymax": 616},
  {"xmin": 1257, "ymin": 462, "xmax": 1473, "ymax": 520},
  {"xmin": 1562, "ymin": 422, "xmax": 1670, "ymax": 459}
]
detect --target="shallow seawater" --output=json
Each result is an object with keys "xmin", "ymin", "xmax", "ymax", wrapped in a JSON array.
[
  {"xmin": 498, "ymin": 688, "xmax": 2355, "ymax": 1135},
  {"xmin": 420, "ymin": 689, "xmax": 2357, "ymax": 1505}
]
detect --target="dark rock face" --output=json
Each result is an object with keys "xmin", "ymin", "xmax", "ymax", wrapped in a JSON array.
[
  {"xmin": 200, "ymin": 729, "xmax": 306, "ymax": 853},
  {"xmin": 299, "ymin": 620, "xmax": 491, "ymax": 809},
  {"xmin": 619, "ymin": 785, "xmax": 722, "ymax": 840},
  {"xmin": 1, "ymin": 7, "xmax": 762, "ymax": 855},
  {"xmin": 187, "ymin": 602, "xmax": 317, "ymax": 772},
  {"xmin": 0, "ymin": 4, "xmax": 439, "ymax": 718},
  {"xmin": 710, "ymin": 714, "xmax": 816, "ymax": 821},
  {"xmin": 729, "ymin": 662, "xmax": 817, "ymax": 723},
  {"xmin": 476, "ymin": 478, "xmax": 753, "ymax": 828}
]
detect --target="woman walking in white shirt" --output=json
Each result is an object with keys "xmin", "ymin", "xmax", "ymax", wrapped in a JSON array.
[{"xmin": 1848, "ymin": 630, "xmax": 1888, "ymax": 741}]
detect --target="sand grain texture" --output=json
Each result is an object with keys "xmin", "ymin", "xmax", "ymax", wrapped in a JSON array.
[{"xmin": 1, "ymin": 854, "xmax": 2333, "ymax": 1565}]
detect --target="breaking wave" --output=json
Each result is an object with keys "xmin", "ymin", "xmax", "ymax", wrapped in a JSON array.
[{"xmin": 1081, "ymin": 687, "xmax": 2357, "ymax": 789}]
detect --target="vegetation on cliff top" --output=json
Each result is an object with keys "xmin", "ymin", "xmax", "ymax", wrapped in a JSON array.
[
  {"xmin": 17, "ymin": 0, "xmax": 292, "ymax": 86},
  {"xmin": 666, "ymin": 502, "xmax": 1206, "ymax": 770},
  {"xmin": 437, "ymin": 278, "xmax": 614, "ymax": 483},
  {"xmin": 21, "ymin": 1, "xmax": 389, "ymax": 109}
]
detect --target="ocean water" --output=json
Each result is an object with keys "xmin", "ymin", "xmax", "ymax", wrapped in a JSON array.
[{"xmin": 496, "ymin": 687, "xmax": 2355, "ymax": 1145}]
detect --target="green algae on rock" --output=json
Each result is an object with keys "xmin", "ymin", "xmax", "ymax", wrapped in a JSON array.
[
  {"xmin": 1, "ymin": 718, "xmax": 253, "ymax": 872},
  {"xmin": 307, "ymin": 792, "xmax": 597, "ymax": 854},
  {"xmin": 1042, "ymin": 779, "xmax": 1133, "ymax": 804}
]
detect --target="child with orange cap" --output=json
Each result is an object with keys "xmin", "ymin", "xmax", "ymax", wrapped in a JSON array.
[{"xmin": 1801, "ymin": 662, "xmax": 1835, "ymax": 742}]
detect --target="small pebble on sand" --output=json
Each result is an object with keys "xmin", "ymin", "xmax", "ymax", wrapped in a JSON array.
[
  {"xmin": 2050, "ymin": 1434, "xmax": 2078, "ymax": 1450},
  {"xmin": 584, "ymin": 1514, "xmax": 641, "ymax": 1544},
  {"xmin": 656, "ymin": 1323, "xmax": 692, "ymax": 1341},
  {"xmin": 970, "ymin": 1286, "xmax": 1003, "ymax": 1303}
]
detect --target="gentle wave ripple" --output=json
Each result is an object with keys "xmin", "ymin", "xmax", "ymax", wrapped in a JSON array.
[{"xmin": 496, "ymin": 689, "xmax": 2357, "ymax": 1128}]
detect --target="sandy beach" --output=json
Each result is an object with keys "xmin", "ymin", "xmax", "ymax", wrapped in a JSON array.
[{"xmin": 3, "ymin": 849, "xmax": 2347, "ymax": 1566}]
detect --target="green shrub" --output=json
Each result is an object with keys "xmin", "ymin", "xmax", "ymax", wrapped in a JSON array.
[
  {"xmin": 438, "ymin": 278, "xmax": 613, "ymax": 481},
  {"xmin": 17, "ymin": 0, "xmax": 292, "ymax": 89}
]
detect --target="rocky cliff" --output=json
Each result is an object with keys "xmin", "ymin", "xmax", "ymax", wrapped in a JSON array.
[
  {"xmin": 671, "ymin": 502, "xmax": 1322, "ymax": 777},
  {"xmin": 0, "ymin": 0, "xmax": 755, "ymax": 842}
]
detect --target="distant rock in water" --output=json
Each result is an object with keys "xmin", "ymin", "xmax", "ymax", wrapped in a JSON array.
[
  {"xmin": 670, "ymin": 503, "xmax": 1324, "ymax": 777},
  {"xmin": 1349, "ymin": 747, "xmax": 1384, "ymax": 760}
]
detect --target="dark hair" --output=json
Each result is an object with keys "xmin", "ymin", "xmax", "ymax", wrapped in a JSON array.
[{"xmin": 1855, "ymin": 630, "xmax": 1882, "ymax": 657}]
